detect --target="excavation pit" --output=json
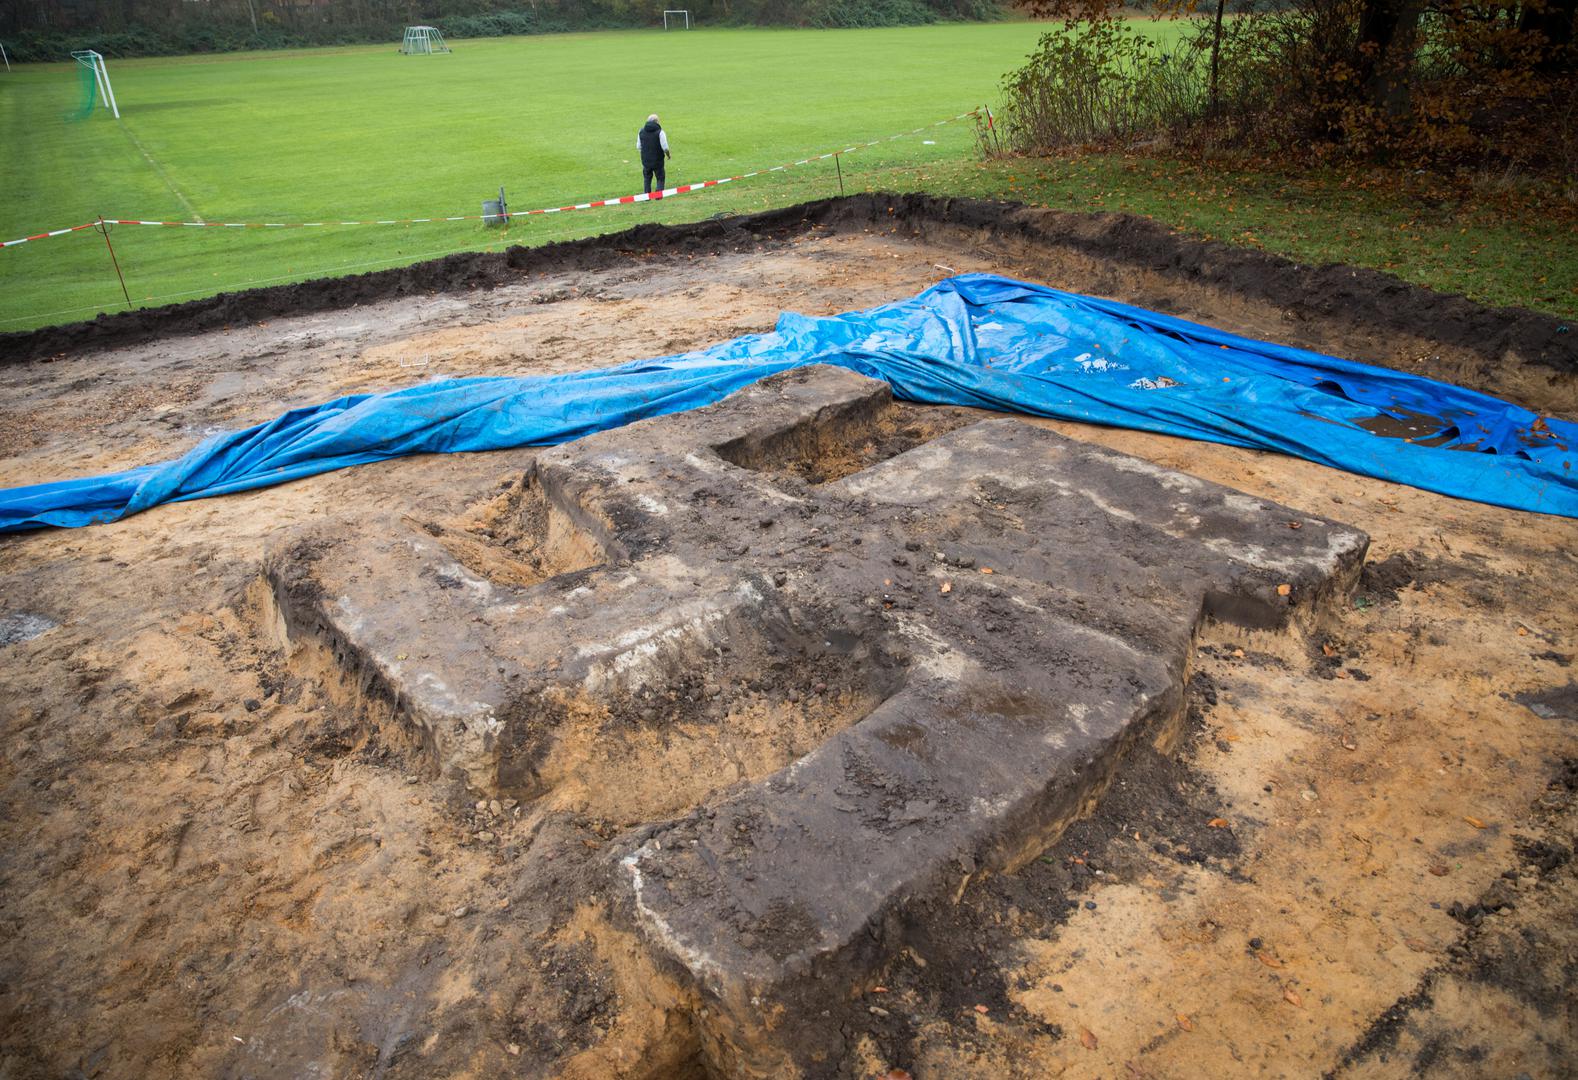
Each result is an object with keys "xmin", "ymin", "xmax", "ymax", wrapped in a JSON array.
[{"xmin": 3, "ymin": 196, "xmax": 1575, "ymax": 1080}]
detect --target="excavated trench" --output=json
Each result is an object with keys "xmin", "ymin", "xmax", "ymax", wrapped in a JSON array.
[{"xmin": 4, "ymin": 193, "xmax": 1574, "ymax": 378}]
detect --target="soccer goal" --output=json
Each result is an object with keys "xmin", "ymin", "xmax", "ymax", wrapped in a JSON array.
[
  {"xmin": 71, "ymin": 50, "xmax": 119, "ymax": 119},
  {"xmin": 400, "ymin": 26, "xmax": 450, "ymax": 54},
  {"xmin": 662, "ymin": 10, "xmax": 691, "ymax": 29}
]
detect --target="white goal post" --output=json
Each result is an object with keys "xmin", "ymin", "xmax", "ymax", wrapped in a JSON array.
[
  {"xmin": 71, "ymin": 50, "xmax": 119, "ymax": 118},
  {"xmin": 400, "ymin": 26, "xmax": 451, "ymax": 54},
  {"xmin": 663, "ymin": 10, "xmax": 691, "ymax": 29}
]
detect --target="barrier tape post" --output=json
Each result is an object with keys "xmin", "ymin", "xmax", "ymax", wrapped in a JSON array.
[
  {"xmin": 97, "ymin": 216, "xmax": 132, "ymax": 310},
  {"xmin": 834, "ymin": 152, "xmax": 845, "ymax": 198},
  {"xmin": 984, "ymin": 104, "xmax": 1003, "ymax": 156}
]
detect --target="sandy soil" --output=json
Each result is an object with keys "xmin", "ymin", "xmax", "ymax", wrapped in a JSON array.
[{"xmin": 1, "ymin": 211, "xmax": 1575, "ymax": 1079}]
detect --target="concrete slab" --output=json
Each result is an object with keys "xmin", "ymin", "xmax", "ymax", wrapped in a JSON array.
[{"xmin": 263, "ymin": 365, "xmax": 1368, "ymax": 1075}]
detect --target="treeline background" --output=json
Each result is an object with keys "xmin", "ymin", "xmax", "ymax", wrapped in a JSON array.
[{"xmin": 0, "ymin": 0, "xmax": 1004, "ymax": 60}]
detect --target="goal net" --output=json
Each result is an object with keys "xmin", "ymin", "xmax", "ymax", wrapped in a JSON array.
[
  {"xmin": 662, "ymin": 10, "xmax": 691, "ymax": 29},
  {"xmin": 70, "ymin": 50, "xmax": 119, "ymax": 120},
  {"xmin": 400, "ymin": 26, "xmax": 451, "ymax": 54}
]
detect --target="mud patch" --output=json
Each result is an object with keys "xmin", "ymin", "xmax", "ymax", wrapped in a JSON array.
[
  {"xmin": 0, "ymin": 612, "xmax": 57, "ymax": 646},
  {"xmin": 1515, "ymin": 683, "xmax": 1578, "ymax": 722}
]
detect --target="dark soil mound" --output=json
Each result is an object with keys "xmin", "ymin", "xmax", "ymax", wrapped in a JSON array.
[{"xmin": 5, "ymin": 194, "xmax": 1574, "ymax": 375}]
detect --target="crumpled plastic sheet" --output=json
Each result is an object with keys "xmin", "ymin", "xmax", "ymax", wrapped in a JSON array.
[{"xmin": 3, "ymin": 273, "xmax": 1573, "ymax": 533}]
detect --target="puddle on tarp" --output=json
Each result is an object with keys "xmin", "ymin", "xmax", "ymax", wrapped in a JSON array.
[
  {"xmin": 1347, "ymin": 406, "xmax": 1566, "ymax": 458},
  {"xmin": 0, "ymin": 613, "xmax": 58, "ymax": 647},
  {"xmin": 1353, "ymin": 407, "xmax": 1461, "ymax": 447}
]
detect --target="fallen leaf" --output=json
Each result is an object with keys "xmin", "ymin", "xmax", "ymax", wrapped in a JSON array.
[
  {"xmin": 1283, "ymin": 988, "xmax": 1303, "ymax": 1007},
  {"xmin": 1232, "ymin": 648, "xmax": 1246, "ymax": 659},
  {"xmin": 940, "ymin": 582, "xmax": 952, "ymax": 595},
  {"xmin": 1079, "ymin": 1027, "xmax": 1099, "ymax": 1050},
  {"xmin": 1322, "ymin": 643, "xmax": 1336, "ymax": 657},
  {"xmin": 1176, "ymin": 1013, "xmax": 1194, "ymax": 1031},
  {"xmin": 1208, "ymin": 817, "xmax": 1231, "ymax": 828},
  {"xmin": 1464, "ymin": 816, "xmax": 1486, "ymax": 829},
  {"xmin": 872, "ymin": 986, "xmax": 889, "ymax": 993},
  {"xmin": 1517, "ymin": 626, "xmax": 1528, "ymax": 636},
  {"xmin": 1403, "ymin": 936, "xmax": 1430, "ymax": 951},
  {"xmin": 973, "ymin": 1003, "xmax": 989, "ymax": 1015},
  {"xmin": 1257, "ymin": 951, "xmax": 1283, "ymax": 969},
  {"xmin": 1428, "ymin": 864, "xmax": 1450, "ymax": 876},
  {"xmin": 1276, "ymin": 583, "xmax": 1292, "ymax": 596},
  {"xmin": 885, "ymin": 1071, "xmax": 914, "ymax": 1080},
  {"xmin": 980, "ymin": 567, "xmax": 994, "ymax": 574},
  {"xmin": 1342, "ymin": 737, "xmax": 1357, "ymax": 750},
  {"xmin": 1288, "ymin": 521, "xmax": 1303, "ymax": 529}
]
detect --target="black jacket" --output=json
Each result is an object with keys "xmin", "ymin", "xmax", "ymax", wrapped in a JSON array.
[{"xmin": 638, "ymin": 120, "xmax": 667, "ymax": 169}]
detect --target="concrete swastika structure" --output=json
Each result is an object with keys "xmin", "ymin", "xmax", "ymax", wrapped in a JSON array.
[{"xmin": 265, "ymin": 365, "xmax": 1368, "ymax": 1074}]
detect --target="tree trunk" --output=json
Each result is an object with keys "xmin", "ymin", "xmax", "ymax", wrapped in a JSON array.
[
  {"xmin": 1519, "ymin": 0, "xmax": 1577, "ymax": 71},
  {"xmin": 1208, "ymin": 0, "xmax": 1226, "ymax": 114},
  {"xmin": 1356, "ymin": 0, "xmax": 1421, "ymax": 117}
]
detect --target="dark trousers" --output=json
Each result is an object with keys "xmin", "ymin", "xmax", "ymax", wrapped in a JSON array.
[{"xmin": 643, "ymin": 165, "xmax": 665, "ymax": 195}]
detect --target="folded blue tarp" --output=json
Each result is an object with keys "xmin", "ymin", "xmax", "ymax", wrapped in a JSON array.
[{"xmin": 3, "ymin": 273, "xmax": 1574, "ymax": 532}]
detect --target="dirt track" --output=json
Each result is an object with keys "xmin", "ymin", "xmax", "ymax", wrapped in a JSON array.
[{"xmin": 1, "ymin": 197, "xmax": 1575, "ymax": 1079}]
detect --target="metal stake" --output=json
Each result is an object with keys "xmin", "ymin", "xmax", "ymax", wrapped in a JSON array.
[
  {"xmin": 97, "ymin": 216, "xmax": 132, "ymax": 309},
  {"xmin": 835, "ymin": 152, "xmax": 845, "ymax": 197}
]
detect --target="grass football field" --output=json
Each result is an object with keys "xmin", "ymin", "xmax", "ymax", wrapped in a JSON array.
[
  {"xmin": 4, "ymin": 21, "xmax": 1571, "ymax": 331},
  {"xmin": 0, "ymin": 23, "xmax": 1094, "ymax": 331}
]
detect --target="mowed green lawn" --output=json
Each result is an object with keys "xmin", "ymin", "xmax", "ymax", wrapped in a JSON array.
[
  {"xmin": 6, "ymin": 21, "xmax": 1566, "ymax": 332},
  {"xmin": 0, "ymin": 23, "xmax": 1095, "ymax": 331}
]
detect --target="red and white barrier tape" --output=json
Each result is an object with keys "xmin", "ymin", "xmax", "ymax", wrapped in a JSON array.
[
  {"xmin": 1, "ymin": 109, "xmax": 982, "ymax": 250},
  {"xmin": 2, "ymin": 222, "xmax": 104, "ymax": 248}
]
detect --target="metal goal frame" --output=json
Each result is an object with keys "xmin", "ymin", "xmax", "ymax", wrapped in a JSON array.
[
  {"xmin": 662, "ymin": 10, "xmax": 692, "ymax": 29},
  {"xmin": 71, "ymin": 49, "xmax": 119, "ymax": 118},
  {"xmin": 401, "ymin": 26, "xmax": 451, "ymax": 54}
]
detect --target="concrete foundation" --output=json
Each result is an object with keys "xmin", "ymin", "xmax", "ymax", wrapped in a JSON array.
[{"xmin": 264, "ymin": 365, "xmax": 1368, "ymax": 1075}]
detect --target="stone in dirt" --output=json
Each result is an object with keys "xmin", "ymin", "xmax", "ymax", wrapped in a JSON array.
[{"xmin": 264, "ymin": 365, "xmax": 1368, "ymax": 1076}]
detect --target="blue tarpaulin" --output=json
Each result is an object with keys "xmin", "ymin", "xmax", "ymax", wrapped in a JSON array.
[{"xmin": 3, "ymin": 273, "xmax": 1574, "ymax": 532}]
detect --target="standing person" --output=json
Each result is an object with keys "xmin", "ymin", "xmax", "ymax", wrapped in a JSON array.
[{"xmin": 637, "ymin": 114, "xmax": 671, "ymax": 196}]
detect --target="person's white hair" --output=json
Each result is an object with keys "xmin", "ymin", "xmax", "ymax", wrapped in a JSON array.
[{"xmin": 647, "ymin": 113, "xmax": 659, "ymax": 122}]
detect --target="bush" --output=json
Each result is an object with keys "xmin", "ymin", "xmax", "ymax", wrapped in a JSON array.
[
  {"xmin": 999, "ymin": 2, "xmax": 1576, "ymax": 174},
  {"xmin": 999, "ymin": 19, "xmax": 1207, "ymax": 150}
]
